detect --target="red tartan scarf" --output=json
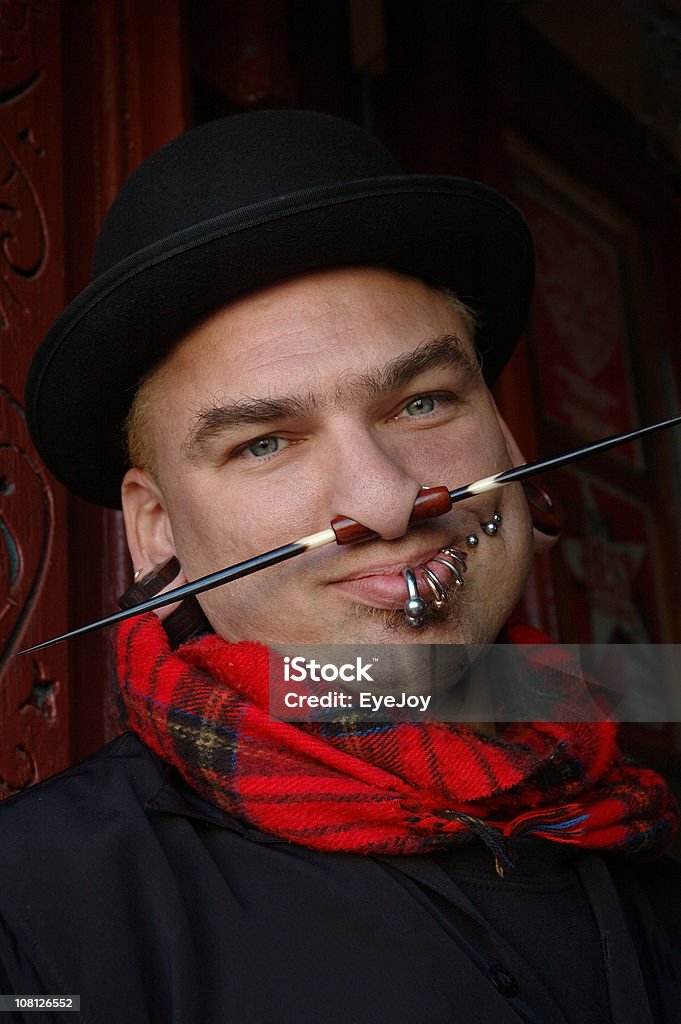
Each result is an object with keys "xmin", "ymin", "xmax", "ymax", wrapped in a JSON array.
[{"xmin": 116, "ymin": 613, "xmax": 679, "ymax": 866}]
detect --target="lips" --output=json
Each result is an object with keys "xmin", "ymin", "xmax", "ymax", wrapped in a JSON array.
[{"xmin": 328, "ymin": 548, "xmax": 463, "ymax": 610}]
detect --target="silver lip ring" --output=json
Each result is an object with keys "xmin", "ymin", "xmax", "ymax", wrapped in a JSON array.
[
  {"xmin": 438, "ymin": 548, "xmax": 468, "ymax": 573},
  {"xmin": 443, "ymin": 546, "xmax": 468, "ymax": 559},
  {"xmin": 431, "ymin": 556, "xmax": 464, "ymax": 585},
  {"xmin": 402, "ymin": 567, "xmax": 421, "ymax": 602},
  {"xmin": 402, "ymin": 567, "xmax": 426, "ymax": 628},
  {"xmin": 421, "ymin": 566, "xmax": 448, "ymax": 608}
]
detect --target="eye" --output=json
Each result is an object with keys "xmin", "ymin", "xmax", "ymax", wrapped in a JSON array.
[
  {"xmin": 403, "ymin": 395, "xmax": 436, "ymax": 417},
  {"xmin": 393, "ymin": 395, "xmax": 446, "ymax": 419},
  {"xmin": 246, "ymin": 436, "xmax": 286, "ymax": 457},
  {"xmin": 390, "ymin": 392, "xmax": 457, "ymax": 423},
  {"xmin": 227, "ymin": 433, "xmax": 298, "ymax": 465}
]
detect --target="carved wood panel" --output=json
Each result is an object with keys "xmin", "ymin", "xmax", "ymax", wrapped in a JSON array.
[{"xmin": 0, "ymin": 0, "xmax": 70, "ymax": 794}]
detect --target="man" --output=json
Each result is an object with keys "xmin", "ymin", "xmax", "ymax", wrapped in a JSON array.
[{"xmin": 1, "ymin": 110, "xmax": 679, "ymax": 1022}]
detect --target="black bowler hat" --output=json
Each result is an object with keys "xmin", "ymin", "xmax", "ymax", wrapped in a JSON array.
[{"xmin": 26, "ymin": 110, "xmax": 534, "ymax": 508}]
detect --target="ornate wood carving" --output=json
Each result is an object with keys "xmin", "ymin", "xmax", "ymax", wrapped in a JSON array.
[
  {"xmin": 0, "ymin": 387, "xmax": 53, "ymax": 674},
  {"xmin": 0, "ymin": 0, "xmax": 69, "ymax": 795},
  {"xmin": 0, "ymin": 119, "xmax": 48, "ymax": 327}
]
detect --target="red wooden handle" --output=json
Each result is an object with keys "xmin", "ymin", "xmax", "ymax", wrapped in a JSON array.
[
  {"xmin": 331, "ymin": 485, "xmax": 452, "ymax": 545},
  {"xmin": 408, "ymin": 485, "xmax": 453, "ymax": 522}
]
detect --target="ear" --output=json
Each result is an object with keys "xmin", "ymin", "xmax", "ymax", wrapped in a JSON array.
[
  {"xmin": 492, "ymin": 402, "xmax": 561, "ymax": 554},
  {"xmin": 121, "ymin": 467, "xmax": 177, "ymax": 575}
]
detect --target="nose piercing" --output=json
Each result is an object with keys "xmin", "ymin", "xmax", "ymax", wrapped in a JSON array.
[{"xmin": 402, "ymin": 568, "xmax": 426, "ymax": 628}]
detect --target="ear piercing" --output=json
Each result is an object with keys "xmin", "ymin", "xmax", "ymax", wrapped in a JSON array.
[{"xmin": 401, "ymin": 512, "xmax": 501, "ymax": 627}]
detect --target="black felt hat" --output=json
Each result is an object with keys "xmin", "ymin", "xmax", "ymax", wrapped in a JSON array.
[{"xmin": 26, "ymin": 110, "xmax": 534, "ymax": 508}]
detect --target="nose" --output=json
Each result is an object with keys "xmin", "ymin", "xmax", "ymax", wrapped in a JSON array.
[{"xmin": 326, "ymin": 425, "xmax": 422, "ymax": 541}]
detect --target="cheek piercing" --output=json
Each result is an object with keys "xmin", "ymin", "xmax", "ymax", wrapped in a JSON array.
[
  {"xmin": 402, "ymin": 568, "xmax": 427, "ymax": 628},
  {"xmin": 481, "ymin": 511, "xmax": 502, "ymax": 536},
  {"xmin": 466, "ymin": 533, "xmax": 479, "ymax": 547}
]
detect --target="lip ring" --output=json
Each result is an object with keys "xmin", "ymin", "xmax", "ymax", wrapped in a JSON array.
[
  {"xmin": 326, "ymin": 535, "xmax": 474, "ymax": 615},
  {"xmin": 421, "ymin": 566, "xmax": 448, "ymax": 611},
  {"xmin": 400, "ymin": 538, "xmax": 472, "ymax": 626},
  {"xmin": 440, "ymin": 547, "xmax": 468, "ymax": 573},
  {"xmin": 431, "ymin": 555, "xmax": 465, "ymax": 587},
  {"xmin": 402, "ymin": 568, "xmax": 426, "ymax": 628},
  {"xmin": 336, "ymin": 547, "xmax": 454, "ymax": 583}
]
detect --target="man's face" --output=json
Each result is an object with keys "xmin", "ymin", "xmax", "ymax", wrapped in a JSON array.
[{"xmin": 125, "ymin": 267, "xmax": 533, "ymax": 645}]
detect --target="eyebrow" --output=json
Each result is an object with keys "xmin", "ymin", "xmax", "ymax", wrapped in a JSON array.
[{"xmin": 183, "ymin": 333, "xmax": 481, "ymax": 461}]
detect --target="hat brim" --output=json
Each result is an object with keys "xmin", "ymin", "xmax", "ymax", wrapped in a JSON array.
[{"xmin": 26, "ymin": 176, "xmax": 534, "ymax": 508}]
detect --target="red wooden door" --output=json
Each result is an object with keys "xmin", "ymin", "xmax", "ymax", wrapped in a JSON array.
[
  {"xmin": 0, "ymin": 0, "xmax": 69, "ymax": 795},
  {"xmin": 1, "ymin": 1, "xmax": 186, "ymax": 792}
]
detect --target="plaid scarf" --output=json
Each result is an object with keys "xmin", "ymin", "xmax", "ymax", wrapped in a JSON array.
[{"xmin": 116, "ymin": 614, "xmax": 678, "ymax": 867}]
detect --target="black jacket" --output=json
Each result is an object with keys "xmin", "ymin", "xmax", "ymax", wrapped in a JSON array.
[{"xmin": 0, "ymin": 732, "xmax": 679, "ymax": 1024}]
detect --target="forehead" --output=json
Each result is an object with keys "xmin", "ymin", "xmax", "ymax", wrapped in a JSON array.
[{"xmin": 161, "ymin": 267, "xmax": 476, "ymax": 394}]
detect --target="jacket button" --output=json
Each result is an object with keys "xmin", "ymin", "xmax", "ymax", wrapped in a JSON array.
[{"xmin": 488, "ymin": 964, "xmax": 518, "ymax": 997}]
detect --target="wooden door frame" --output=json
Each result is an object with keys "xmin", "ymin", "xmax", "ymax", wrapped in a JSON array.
[{"xmin": 62, "ymin": 0, "xmax": 188, "ymax": 760}]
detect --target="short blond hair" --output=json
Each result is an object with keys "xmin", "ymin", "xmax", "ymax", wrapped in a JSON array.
[
  {"xmin": 124, "ymin": 358, "xmax": 171, "ymax": 477},
  {"xmin": 437, "ymin": 287, "xmax": 481, "ymax": 349}
]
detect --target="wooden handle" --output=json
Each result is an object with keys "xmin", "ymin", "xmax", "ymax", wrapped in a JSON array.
[
  {"xmin": 408, "ymin": 485, "xmax": 452, "ymax": 522},
  {"xmin": 331, "ymin": 485, "xmax": 452, "ymax": 545}
]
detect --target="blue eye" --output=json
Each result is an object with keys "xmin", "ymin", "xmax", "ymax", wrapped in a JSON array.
[
  {"xmin": 404, "ymin": 395, "xmax": 436, "ymax": 416},
  {"xmin": 247, "ymin": 436, "xmax": 281, "ymax": 457}
]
